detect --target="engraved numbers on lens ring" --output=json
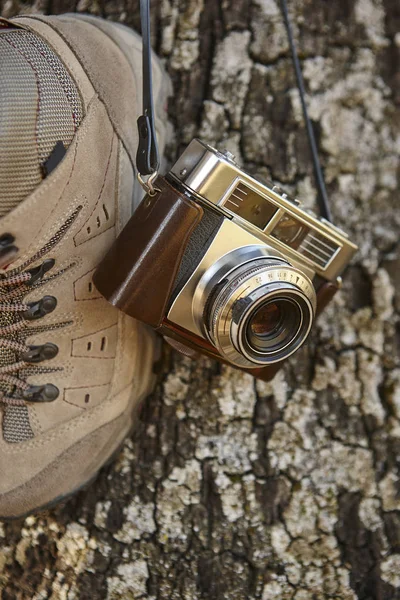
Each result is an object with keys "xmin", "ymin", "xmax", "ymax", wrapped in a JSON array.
[
  {"xmin": 247, "ymin": 268, "xmax": 314, "ymax": 301},
  {"xmin": 221, "ymin": 268, "xmax": 316, "ymax": 326}
]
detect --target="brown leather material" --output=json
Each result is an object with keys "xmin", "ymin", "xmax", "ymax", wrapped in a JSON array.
[
  {"xmin": 158, "ymin": 279, "xmax": 341, "ymax": 382},
  {"xmin": 315, "ymin": 280, "xmax": 340, "ymax": 317},
  {"xmin": 93, "ymin": 176, "xmax": 204, "ymax": 327},
  {"xmin": 157, "ymin": 319, "xmax": 230, "ymax": 359}
]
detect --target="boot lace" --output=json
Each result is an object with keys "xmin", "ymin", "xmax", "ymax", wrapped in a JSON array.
[{"xmin": 0, "ymin": 206, "xmax": 81, "ymax": 407}]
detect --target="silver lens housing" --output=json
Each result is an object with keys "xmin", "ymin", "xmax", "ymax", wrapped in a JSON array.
[{"xmin": 200, "ymin": 249, "xmax": 316, "ymax": 368}]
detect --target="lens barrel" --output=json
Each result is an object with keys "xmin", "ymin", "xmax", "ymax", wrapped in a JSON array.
[{"xmin": 204, "ymin": 256, "xmax": 316, "ymax": 368}]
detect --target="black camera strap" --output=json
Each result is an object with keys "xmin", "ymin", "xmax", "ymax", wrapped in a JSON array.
[
  {"xmin": 280, "ymin": 0, "xmax": 332, "ymax": 221},
  {"xmin": 136, "ymin": 0, "xmax": 160, "ymax": 194},
  {"xmin": 136, "ymin": 0, "xmax": 332, "ymax": 221}
]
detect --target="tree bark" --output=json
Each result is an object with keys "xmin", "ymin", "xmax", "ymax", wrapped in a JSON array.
[{"xmin": 1, "ymin": 0, "xmax": 400, "ymax": 598}]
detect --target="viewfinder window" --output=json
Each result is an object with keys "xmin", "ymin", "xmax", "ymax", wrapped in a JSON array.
[
  {"xmin": 272, "ymin": 213, "xmax": 340, "ymax": 268},
  {"xmin": 223, "ymin": 182, "xmax": 278, "ymax": 230},
  {"xmin": 271, "ymin": 213, "xmax": 308, "ymax": 249}
]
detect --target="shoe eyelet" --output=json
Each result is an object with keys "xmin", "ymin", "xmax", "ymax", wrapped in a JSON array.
[
  {"xmin": 26, "ymin": 258, "xmax": 55, "ymax": 286},
  {"xmin": 23, "ymin": 295, "xmax": 57, "ymax": 320},
  {"xmin": 0, "ymin": 233, "xmax": 15, "ymax": 247},
  {"xmin": 23, "ymin": 383, "xmax": 59, "ymax": 402},
  {"xmin": 0, "ymin": 233, "xmax": 19, "ymax": 268},
  {"xmin": 22, "ymin": 343, "xmax": 58, "ymax": 363}
]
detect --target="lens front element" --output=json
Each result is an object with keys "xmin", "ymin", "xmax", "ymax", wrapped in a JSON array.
[
  {"xmin": 205, "ymin": 258, "xmax": 316, "ymax": 368},
  {"xmin": 249, "ymin": 301, "xmax": 283, "ymax": 337},
  {"xmin": 247, "ymin": 298, "xmax": 301, "ymax": 355}
]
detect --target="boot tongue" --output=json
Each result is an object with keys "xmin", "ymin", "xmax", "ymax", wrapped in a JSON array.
[{"xmin": 0, "ymin": 27, "xmax": 82, "ymax": 218}]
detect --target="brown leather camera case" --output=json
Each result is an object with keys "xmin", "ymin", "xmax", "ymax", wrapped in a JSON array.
[
  {"xmin": 94, "ymin": 176, "xmax": 339, "ymax": 382},
  {"xmin": 94, "ymin": 177, "xmax": 204, "ymax": 327}
]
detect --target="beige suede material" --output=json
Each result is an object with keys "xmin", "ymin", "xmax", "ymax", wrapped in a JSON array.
[
  {"xmin": 0, "ymin": 333, "xmax": 156, "ymax": 499},
  {"xmin": 0, "ymin": 413, "xmax": 132, "ymax": 518},
  {"xmin": 16, "ymin": 15, "xmax": 145, "ymax": 167},
  {"xmin": 14, "ymin": 14, "xmax": 170, "ymax": 167},
  {"xmin": 0, "ymin": 16, "xmax": 170, "ymax": 515},
  {"xmin": 12, "ymin": 16, "xmax": 95, "ymax": 112},
  {"xmin": 64, "ymin": 14, "xmax": 171, "ymax": 158}
]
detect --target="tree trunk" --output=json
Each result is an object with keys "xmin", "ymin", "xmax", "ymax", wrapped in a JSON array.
[{"xmin": 1, "ymin": 0, "xmax": 400, "ymax": 598}]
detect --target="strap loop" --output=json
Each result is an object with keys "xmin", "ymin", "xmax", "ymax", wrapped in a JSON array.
[{"xmin": 137, "ymin": 171, "xmax": 159, "ymax": 196}]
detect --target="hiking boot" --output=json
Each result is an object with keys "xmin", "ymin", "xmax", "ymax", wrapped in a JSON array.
[{"xmin": 0, "ymin": 14, "xmax": 171, "ymax": 518}]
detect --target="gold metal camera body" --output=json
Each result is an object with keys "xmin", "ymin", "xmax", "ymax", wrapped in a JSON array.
[{"xmin": 94, "ymin": 139, "xmax": 357, "ymax": 380}]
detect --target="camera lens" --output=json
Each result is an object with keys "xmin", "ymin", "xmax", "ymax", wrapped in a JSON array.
[
  {"xmin": 245, "ymin": 298, "xmax": 302, "ymax": 355},
  {"xmin": 203, "ymin": 254, "xmax": 317, "ymax": 368}
]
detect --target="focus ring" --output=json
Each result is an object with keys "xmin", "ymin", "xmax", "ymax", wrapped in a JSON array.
[{"xmin": 208, "ymin": 258, "xmax": 285, "ymax": 343}]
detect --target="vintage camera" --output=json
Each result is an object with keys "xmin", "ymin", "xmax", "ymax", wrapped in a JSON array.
[{"xmin": 94, "ymin": 139, "xmax": 357, "ymax": 381}]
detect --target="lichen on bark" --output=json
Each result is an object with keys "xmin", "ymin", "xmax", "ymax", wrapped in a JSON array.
[{"xmin": 0, "ymin": 0, "xmax": 400, "ymax": 599}]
